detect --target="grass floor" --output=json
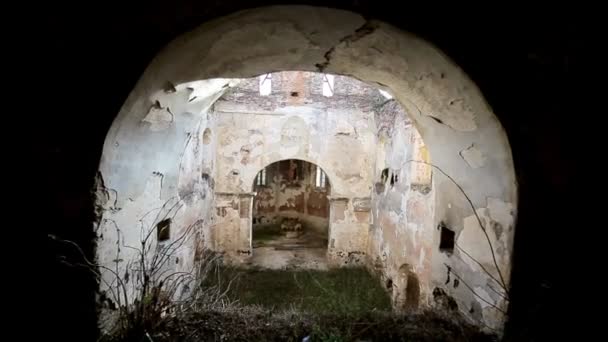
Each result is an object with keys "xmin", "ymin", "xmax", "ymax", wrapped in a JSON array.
[
  {"xmin": 206, "ymin": 267, "xmax": 392, "ymax": 315},
  {"xmin": 103, "ymin": 265, "xmax": 497, "ymax": 341}
]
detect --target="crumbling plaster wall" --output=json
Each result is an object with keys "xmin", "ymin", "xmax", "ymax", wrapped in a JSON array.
[
  {"xmin": 370, "ymin": 98, "xmax": 513, "ymax": 331},
  {"xmin": 212, "ymin": 72, "xmax": 376, "ymax": 264},
  {"xmin": 431, "ymin": 190, "xmax": 514, "ymax": 330},
  {"xmin": 370, "ymin": 100, "xmax": 435, "ymax": 312},
  {"xmin": 96, "ymin": 79, "xmax": 232, "ymax": 306},
  {"xmin": 97, "ymin": 5, "xmax": 517, "ymax": 333}
]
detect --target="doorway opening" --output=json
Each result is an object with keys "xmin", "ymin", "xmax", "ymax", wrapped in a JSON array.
[
  {"xmin": 251, "ymin": 159, "xmax": 330, "ymax": 269},
  {"xmin": 95, "ymin": 6, "xmax": 518, "ymax": 333}
]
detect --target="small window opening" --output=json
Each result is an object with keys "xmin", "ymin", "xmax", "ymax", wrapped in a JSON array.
[
  {"xmin": 256, "ymin": 168, "xmax": 267, "ymax": 186},
  {"xmin": 291, "ymin": 91, "xmax": 299, "ymax": 97},
  {"xmin": 439, "ymin": 224, "xmax": 455, "ymax": 253},
  {"xmin": 315, "ymin": 165, "xmax": 327, "ymax": 188},
  {"xmin": 322, "ymin": 74, "xmax": 335, "ymax": 97},
  {"xmin": 157, "ymin": 219, "xmax": 171, "ymax": 242},
  {"xmin": 381, "ymin": 168, "xmax": 389, "ymax": 183},
  {"xmin": 259, "ymin": 73, "xmax": 272, "ymax": 96},
  {"xmin": 390, "ymin": 173, "xmax": 398, "ymax": 187}
]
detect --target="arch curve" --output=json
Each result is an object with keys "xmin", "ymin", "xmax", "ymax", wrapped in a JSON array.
[
  {"xmin": 96, "ymin": 5, "xmax": 516, "ymax": 333},
  {"xmin": 249, "ymin": 158, "xmax": 332, "ymax": 193}
]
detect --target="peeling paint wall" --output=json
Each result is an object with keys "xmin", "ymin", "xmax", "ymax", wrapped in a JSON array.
[
  {"xmin": 95, "ymin": 79, "xmax": 230, "ymax": 308},
  {"xmin": 97, "ymin": 6, "xmax": 517, "ymax": 334},
  {"xmin": 252, "ymin": 159, "xmax": 330, "ymax": 234},
  {"xmin": 328, "ymin": 196, "xmax": 370, "ymax": 265},
  {"xmin": 209, "ymin": 192, "xmax": 254, "ymax": 262},
  {"xmin": 212, "ymin": 72, "xmax": 377, "ymax": 265},
  {"xmin": 431, "ymin": 193, "xmax": 514, "ymax": 331},
  {"xmin": 370, "ymin": 97, "xmax": 513, "ymax": 331},
  {"xmin": 370, "ymin": 100, "xmax": 435, "ymax": 311}
]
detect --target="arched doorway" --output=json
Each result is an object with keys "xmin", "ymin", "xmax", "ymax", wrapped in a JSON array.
[
  {"xmin": 95, "ymin": 6, "xmax": 517, "ymax": 332},
  {"xmin": 251, "ymin": 159, "xmax": 330, "ymax": 269}
]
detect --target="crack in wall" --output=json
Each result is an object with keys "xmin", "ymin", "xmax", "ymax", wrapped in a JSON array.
[
  {"xmin": 316, "ymin": 20, "xmax": 379, "ymax": 72},
  {"xmin": 428, "ymin": 115, "xmax": 444, "ymax": 125}
]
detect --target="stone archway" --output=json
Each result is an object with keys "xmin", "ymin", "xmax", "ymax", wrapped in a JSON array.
[
  {"xmin": 212, "ymin": 142, "xmax": 372, "ymax": 269},
  {"xmin": 247, "ymin": 159, "xmax": 332, "ymax": 269},
  {"xmin": 96, "ymin": 6, "xmax": 517, "ymax": 332}
]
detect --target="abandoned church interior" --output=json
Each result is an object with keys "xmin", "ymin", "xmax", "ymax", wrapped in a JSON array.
[
  {"xmin": 38, "ymin": 3, "xmax": 571, "ymax": 341},
  {"xmin": 94, "ymin": 6, "xmax": 516, "ymax": 335}
]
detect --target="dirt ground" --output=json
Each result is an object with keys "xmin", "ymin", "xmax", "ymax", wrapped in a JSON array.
[{"xmin": 250, "ymin": 225, "xmax": 329, "ymax": 269}]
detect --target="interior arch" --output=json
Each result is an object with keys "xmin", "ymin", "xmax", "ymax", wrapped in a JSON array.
[
  {"xmin": 95, "ymin": 6, "xmax": 517, "ymax": 332},
  {"xmin": 250, "ymin": 159, "xmax": 331, "ymax": 269}
]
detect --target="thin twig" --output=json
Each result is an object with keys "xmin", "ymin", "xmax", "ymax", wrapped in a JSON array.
[
  {"xmin": 454, "ymin": 244, "xmax": 506, "ymax": 296},
  {"xmin": 443, "ymin": 264, "xmax": 506, "ymax": 315},
  {"xmin": 405, "ymin": 159, "xmax": 510, "ymax": 297}
]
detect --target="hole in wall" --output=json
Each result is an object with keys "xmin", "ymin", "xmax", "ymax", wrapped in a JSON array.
[
  {"xmin": 381, "ymin": 168, "xmax": 389, "ymax": 183},
  {"xmin": 157, "ymin": 218, "xmax": 171, "ymax": 242},
  {"xmin": 439, "ymin": 224, "xmax": 455, "ymax": 253},
  {"xmin": 291, "ymin": 91, "xmax": 299, "ymax": 97}
]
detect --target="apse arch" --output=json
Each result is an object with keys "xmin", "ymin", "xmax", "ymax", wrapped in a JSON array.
[
  {"xmin": 251, "ymin": 158, "xmax": 332, "ymax": 186},
  {"xmin": 248, "ymin": 157, "xmax": 332, "ymax": 194},
  {"xmin": 249, "ymin": 158, "xmax": 332, "ymax": 268},
  {"xmin": 96, "ymin": 5, "xmax": 517, "ymax": 332}
]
